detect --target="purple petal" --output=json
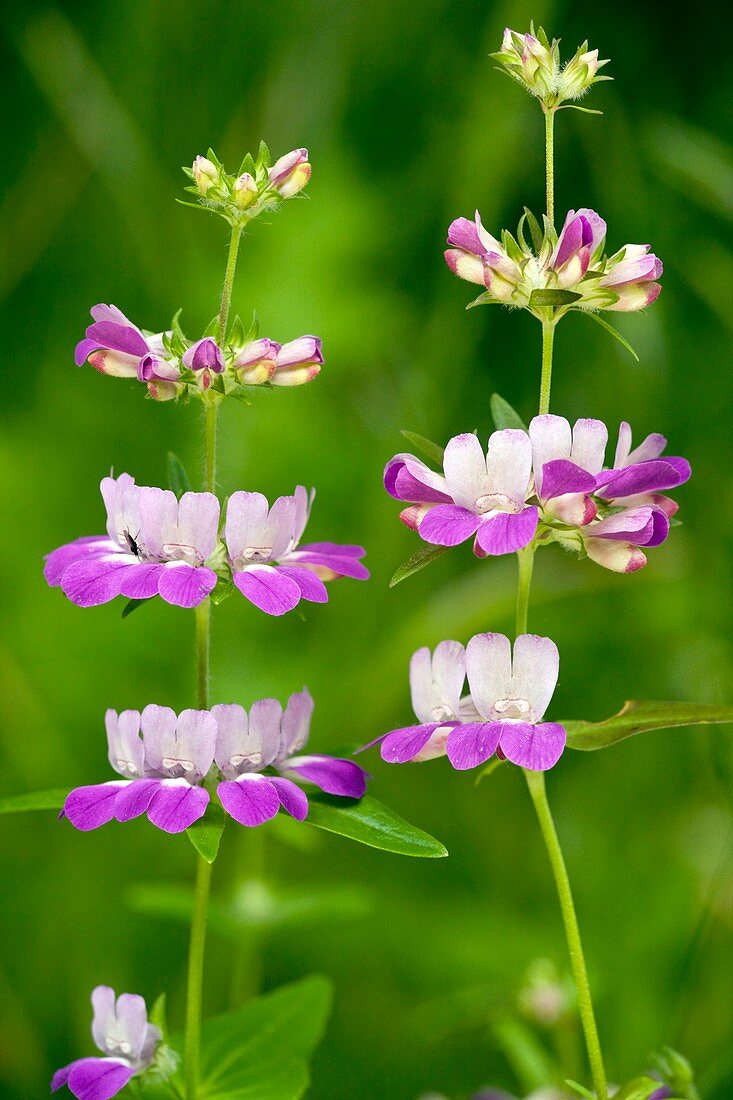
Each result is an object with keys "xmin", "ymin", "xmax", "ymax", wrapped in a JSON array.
[
  {"xmin": 113, "ymin": 779, "xmax": 161, "ymax": 822},
  {"xmin": 498, "ymin": 721, "xmax": 566, "ymax": 771},
  {"xmin": 276, "ymin": 566, "xmax": 328, "ymax": 603},
  {"xmin": 85, "ymin": 321, "xmax": 149, "ymax": 358},
  {"xmin": 218, "ymin": 774, "xmax": 281, "ymax": 826},
  {"xmin": 474, "ymin": 507, "xmax": 538, "ymax": 556},
  {"xmin": 65, "ymin": 1057, "xmax": 134, "ymax": 1100},
  {"xmin": 554, "ymin": 214, "xmax": 587, "ymax": 269},
  {"xmin": 597, "ymin": 458, "xmax": 691, "ymax": 498},
  {"xmin": 446, "ymin": 216, "xmax": 484, "ymax": 255},
  {"xmin": 117, "ymin": 563, "xmax": 167, "ymax": 599},
  {"xmin": 591, "ymin": 507, "xmax": 659, "ymax": 543},
  {"xmin": 233, "ymin": 566, "xmax": 302, "ymax": 615},
  {"xmin": 63, "ymin": 783, "xmax": 128, "ymax": 831},
  {"xmin": 384, "ymin": 455, "xmax": 450, "ymax": 504},
  {"xmin": 75, "ymin": 338, "xmax": 100, "ymax": 366},
  {"xmin": 157, "ymin": 564, "xmax": 217, "ymax": 608},
  {"xmin": 284, "ymin": 545, "xmax": 369, "ymax": 580},
  {"xmin": 146, "ymin": 780, "xmax": 209, "ymax": 833},
  {"xmin": 44, "ymin": 537, "xmax": 114, "ymax": 586},
  {"xmin": 284, "ymin": 754, "xmax": 369, "ymax": 797},
  {"xmin": 539, "ymin": 459, "xmax": 597, "ymax": 502},
  {"xmin": 269, "ymin": 777, "xmax": 309, "ymax": 820},
  {"xmin": 645, "ymin": 508, "xmax": 670, "ymax": 547},
  {"xmin": 445, "ymin": 722, "xmax": 502, "ymax": 770},
  {"xmin": 59, "ymin": 556, "xmax": 131, "ymax": 607},
  {"xmin": 380, "ymin": 724, "xmax": 442, "ymax": 763},
  {"xmin": 418, "ymin": 505, "xmax": 480, "ymax": 546}
]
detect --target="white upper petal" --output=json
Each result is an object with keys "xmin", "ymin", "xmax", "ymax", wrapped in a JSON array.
[
  {"xmin": 613, "ymin": 421, "xmax": 633, "ymax": 468},
  {"xmin": 409, "ymin": 641, "xmax": 465, "ymax": 723},
  {"xmin": 486, "ymin": 429, "xmax": 532, "ymax": 506},
  {"xmin": 510, "ymin": 634, "xmax": 559, "ymax": 721},
  {"xmin": 443, "ymin": 434, "xmax": 490, "ymax": 510},
  {"xmin": 105, "ymin": 709, "xmax": 143, "ymax": 778},
  {"xmin": 279, "ymin": 688, "xmax": 315, "ymax": 758},
  {"xmin": 529, "ymin": 415, "xmax": 572, "ymax": 493},
  {"xmin": 225, "ymin": 492, "xmax": 272, "ymax": 561},
  {"xmin": 465, "ymin": 633, "xmax": 513, "ymax": 718},
  {"xmin": 570, "ymin": 419, "xmax": 608, "ymax": 474}
]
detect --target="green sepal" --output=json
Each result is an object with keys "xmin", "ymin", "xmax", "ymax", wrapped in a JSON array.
[
  {"xmin": 122, "ymin": 598, "xmax": 152, "ymax": 620},
  {"xmin": 0, "ymin": 789, "xmax": 67, "ymax": 814},
  {"xmin": 237, "ymin": 151, "xmax": 256, "ymax": 177},
  {"xmin": 244, "ymin": 310, "xmax": 260, "ymax": 343},
  {"xmin": 228, "ymin": 314, "xmax": 245, "ymax": 349},
  {"xmin": 167, "ymin": 451, "xmax": 192, "ymax": 498},
  {"xmin": 490, "ymin": 392, "xmax": 528, "ymax": 432},
  {"xmin": 523, "ymin": 206, "xmax": 545, "ymax": 254},
  {"xmin": 564, "ymin": 700, "xmax": 733, "ymax": 751},
  {"xmin": 529, "ymin": 288, "xmax": 582, "ymax": 307},
  {"xmin": 304, "ymin": 793, "xmax": 448, "ymax": 858},
  {"xmin": 255, "ymin": 140, "xmax": 271, "ymax": 172},
  {"xmin": 610, "ymin": 1076, "xmax": 667, "ymax": 1100},
  {"xmin": 400, "ymin": 429, "xmax": 445, "ymax": 465},
  {"xmin": 186, "ymin": 802, "xmax": 227, "ymax": 863},
  {"xmin": 203, "ymin": 314, "xmax": 220, "ymax": 339},
  {"xmin": 466, "ymin": 291, "xmax": 501, "ymax": 310},
  {"xmin": 390, "ymin": 544, "xmax": 450, "ymax": 588},
  {"xmin": 209, "ymin": 577, "xmax": 234, "ymax": 606}
]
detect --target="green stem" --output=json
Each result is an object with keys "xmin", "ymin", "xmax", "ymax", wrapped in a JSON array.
[
  {"xmin": 515, "ymin": 546, "xmax": 535, "ymax": 634},
  {"xmin": 183, "ymin": 222, "xmax": 243, "ymax": 1099},
  {"xmin": 544, "ymin": 107, "xmax": 555, "ymax": 227},
  {"xmin": 524, "ymin": 770, "xmax": 608, "ymax": 1100},
  {"xmin": 539, "ymin": 318, "xmax": 555, "ymax": 416}
]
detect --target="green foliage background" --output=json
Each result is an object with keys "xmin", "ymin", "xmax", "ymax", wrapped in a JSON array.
[{"xmin": 1, "ymin": 0, "xmax": 732, "ymax": 1096}]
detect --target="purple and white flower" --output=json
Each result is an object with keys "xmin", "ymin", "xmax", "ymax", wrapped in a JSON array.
[
  {"xmin": 52, "ymin": 985, "xmax": 161, "ymax": 1100},
  {"xmin": 272, "ymin": 336, "xmax": 323, "ymax": 386},
  {"xmin": 371, "ymin": 634, "xmax": 565, "ymax": 773},
  {"xmin": 268, "ymin": 148, "xmax": 311, "ymax": 198},
  {"xmin": 444, "ymin": 207, "xmax": 662, "ymax": 315},
  {"xmin": 62, "ymin": 693, "xmax": 369, "ymax": 835},
  {"xmin": 63, "ymin": 706, "xmax": 216, "ymax": 834},
  {"xmin": 182, "ymin": 336, "xmax": 225, "ymax": 390},
  {"xmin": 74, "ymin": 304, "xmax": 182, "ymax": 401},
  {"xmin": 595, "ymin": 420, "xmax": 691, "ymax": 516},
  {"xmin": 45, "ymin": 473, "xmax": 220, "ymax": 609},
  {"xmin": 529, "ymin": 414, "xmax": 608, "ymax": 526},
  {"xmin": 385, "ymin": 430, "xmax": 538, "ymax": 557},
  {"xmin": 225, "ymin": 485, "xmax": 368, "ymax": 616},
  {"xmin": 215, "ymin": 688, "xmax": 368, "ymax": 826},
  {"xmin": 233, "ymin": 337, "xmax": 280, "ymax": 384}
]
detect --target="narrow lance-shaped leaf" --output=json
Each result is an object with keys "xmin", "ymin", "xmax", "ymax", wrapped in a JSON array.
[
  {"xmin": 490, "ymin": 393, "xmax": 528, "ymax": 432},
  {"xmin": 583, "ymin": 310, "xmax": 640, "ymax": 362},
  {"xmin": 186, "ymin": 802, "xmax": 226, "ymax": 863},
  {"xmin": 122, "ymin": 598, "xmax": 152, "ymax": 620},
  {"xmin": 304, "ymin": 793, "xmax": 448, "ymax": 857},
  {"xmin": 0, "ymin": 789, "xmax": 67, "ymax": 815},
  {"xmin": 564, "ymin": 700, "xmax": 733, "ymax": 751},
  {"xmin": 390, "ymin": 544, "xmax": 450, "ymax": 588},
  {"xmin": 529, "ymin": 288, "xmax": 583, "ymax": 307},
  {"xmin": 523, "ymin": 206, "xmax": 544, "ymax": 254},
  {"xmin": 167, "ymin": 452, "xmax": 192, "ymax": 498},
  {"xmin": 400, "ymin": 430, "xmax": 445, "ymax": 465}
]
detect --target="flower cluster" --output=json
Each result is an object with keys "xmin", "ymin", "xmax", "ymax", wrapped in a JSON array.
[
  {"xmin": 45, "ymin": 475, "xmax": 368, "ymax": 613},
  {"xmin": 385, "ymin": 417, "xmax": 690, "ymax": 573},
  {"xmin": 62, "ymin": 690, "xmax": 368, "ymax": 835},
  {"xmin": 445, "ymin": 207, "xmax": 662, "ymax": 315},
  {"xmin": 491, "ymin": 26, "xmax": 610, "ymax": 107},
  {"xmin": 365, "ymin": 633, "xmax": 565, "ymax": 773},
  {"xmin": 185, "ymin": 145, "xmax": 311, "ymax": 225},
  {"xmin": 75, "ymin": 303, "xmax": 323, "ymax": 401},
  {"xmin": 52, "ymin": 986, "xmax": 163, "ymax": 1100}
]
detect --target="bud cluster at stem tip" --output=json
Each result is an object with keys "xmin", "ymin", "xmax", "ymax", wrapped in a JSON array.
[
  {"xmin": 183, "ymin": 144, "xmax": 311, "ymax": 226},
  {"xmin": 491, "ymin": 24, "xmax": 611, "ymax": 109}
]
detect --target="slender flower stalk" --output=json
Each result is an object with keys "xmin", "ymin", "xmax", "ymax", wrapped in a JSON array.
[
  {"xmin": 516, "ymin": 102, "xmax": 609, "ymax": 1100},
  {"xmin": 184, "ymin": 224, "xmax": 242, "ymax": 1100},
  {"xmin": 544, "ymin": 108, "xmax": 555, "ymax": 226}
]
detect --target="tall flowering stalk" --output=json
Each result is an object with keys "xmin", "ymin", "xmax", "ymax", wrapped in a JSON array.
[{"xmin": 370, "ymin": 22, "xmax": 717, "ymax": 1100}]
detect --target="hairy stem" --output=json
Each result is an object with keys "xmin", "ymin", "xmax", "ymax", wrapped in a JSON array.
[
  {"xmin": 524, "ymin": 770, "xmax": 609, "ymax": 1100},
  {"xmin": 515, "ymin": 546, "xmax": 535, "ymax": 635},
  {"xmin": 539, "ymin": 318, "xmax": 555, "ymax": 416},
  {"xmin": 184, "ymin": 222, "xmax": 243, "ymax": 1099},
  {"xmin": 544, "ymin": 107, "xmax": 555, "ymax": 227}
]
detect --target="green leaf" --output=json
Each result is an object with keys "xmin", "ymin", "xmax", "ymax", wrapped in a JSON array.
[
  {"xmin": 389, "ymin": 544, "xmax": 450, "ymax": 588},
  {"xmin": 122, "ymin": 598, "xmax": 152, "ymax": 620},
  {"xmin": 523, "ymin": 206, "xmax": 544, "ymax": 254},
  {"xmin": 529, "ymin": 288, "xmax": 583, "ymax": 307},
  {"xmin": 466, "ymin": 290, "xmax": 501, "ymax": 309},
  {"xmin": 400, "ymin": 430, "xmax": 444, "ymax": 465},
  {"xmin": 186, "ymin": 803, "xmax": 226, "ymax": 863},
  {"xmin": 304, "ymin": 793, "xmax": 448, "ymax": 858},
  {"xmin": 490, "ymin": 393, "xmax": 528, "ymax": 432},
  {"xmin": 610, "ymin": 1076, "xmax": 665, "ymax": 1100},
  {"xmin": 228, "ymin": 314, "xmax": 245, "ymax": 349},
  {"xmin": 167, "ymin": 452, "xmax": 192, "ymax": 498},
  {"xmin": 565, "ymin": 1082, "xmax": 596, "ymax": 1100},
  {"xmin": 209, "ymin": 577, "xmax": 234, "ymax": 606},
  {"xmin": 584, "ymin": 311, "xmax": 640, "ymax": 362},
  {"xmin": 148, "ymin": 993, "xmax": 169, "ymax": 1040},
  {"xmin": 255, "ymin": 139, "xmax": 271, "ymax": 172},
  {"xmin": 564, "ymin": 700, "xmax": 733, "ymax": 751},
  {"xmin": 198, "ymin": 975, "xmax": 332, "ymax": 1099},
  {"xmin": 0, "ymin": 789, "xmax": 66, "ymax": 814}
]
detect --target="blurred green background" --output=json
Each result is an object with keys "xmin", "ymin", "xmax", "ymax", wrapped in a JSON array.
[{"xmin": 1, "ymin": 0, "xmax": 732, "ymax": 1096}]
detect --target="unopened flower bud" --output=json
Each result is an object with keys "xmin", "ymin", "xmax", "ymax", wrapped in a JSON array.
[
  {"xmin": 268, "ymin": 148, "xmax": 311, "ymax": 198},
  {"xmin": 559, "ymin": 47, "xmax": 603, "ymax": 99},
  {"xmin": 233, "ymin": 172, "xmax": 258, "ymax": 210},
  {"xmin": 192, "ymin": 155, "xmax": 220, "ymax": 195},
  {"xmin": 183, "ymin": 337, "xmax": 225, "ymax": 390},
  {"xmin": 233, "ymin": 338, "xmax": 279, "ymax": 384},
  {"xmin": 271, "ymin": 336, "xmax": 322, "ymax": 386}
]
